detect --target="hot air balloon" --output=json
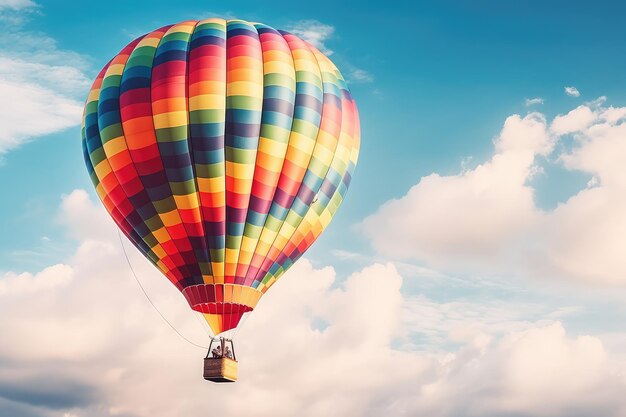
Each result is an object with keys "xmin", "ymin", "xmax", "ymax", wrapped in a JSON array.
[{"xmin": 81, "ymin": 18, "xmax": 360, "ymax": 382}]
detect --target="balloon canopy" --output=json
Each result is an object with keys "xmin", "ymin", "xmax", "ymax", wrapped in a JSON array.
[{"xmin": 82, "ymin": 18, "xmax": 360, "ymax": 335}]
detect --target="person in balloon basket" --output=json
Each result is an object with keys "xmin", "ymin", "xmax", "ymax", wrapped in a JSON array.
[
  {"xmin": 223, "ymin": 345, "xmax": 233, "ymax": 359},
  {"xmin": 211, "ymin": 345, "xmax": 222, "ymax": 358}
]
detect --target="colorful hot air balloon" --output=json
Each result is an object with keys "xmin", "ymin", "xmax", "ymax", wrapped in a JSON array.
[{"xmin": 81, "ymin": 18, "xmax": 360, "ymax": 341}]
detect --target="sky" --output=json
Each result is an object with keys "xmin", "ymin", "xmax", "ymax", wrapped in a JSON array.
[{"xmin": 2, "ymin": 0, "xmax": 626, "ymax": 416}]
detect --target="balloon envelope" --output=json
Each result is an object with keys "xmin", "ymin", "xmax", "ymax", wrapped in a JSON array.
[{"xmin": 82, "ymin": 18, "xmax": 360, "ymax": 334}]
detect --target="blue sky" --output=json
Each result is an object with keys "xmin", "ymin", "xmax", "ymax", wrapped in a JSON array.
[
  {"xmin": 3, "ymin": 1, "xmax": 626, "ymax": 416},
  {"xmin": 4, "ymin": 0, "xmax": 626, "ymax": 272}
]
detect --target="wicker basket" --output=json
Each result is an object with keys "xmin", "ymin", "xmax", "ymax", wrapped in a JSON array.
[{"xmin": 203, "ymin": 357, "xmax": 238, "ymax": 383}]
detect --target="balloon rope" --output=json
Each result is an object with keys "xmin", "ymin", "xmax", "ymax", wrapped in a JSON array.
[
  {"xmin": 232, "ymin": 310, "xmax": 250, "ymax": 340},
  {"xmin": 117, "ymin": 230, "xmax": 210, "ymax": 350},
  {"xmin": 192, "ymin": 308, "xmax": 215, "ymax": 339},
  {"xmin": 236, "ymin": 280, "xmax": 254, "ymax": 337}
]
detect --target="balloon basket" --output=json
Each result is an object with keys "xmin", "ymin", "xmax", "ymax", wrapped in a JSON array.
[
  {"xmin": 204, "ymin": 338, "xmax": 238, "ymax": 382},
  {"xmin": 203, "ymin": 357, "xmax": 238, "ymax": 382}
]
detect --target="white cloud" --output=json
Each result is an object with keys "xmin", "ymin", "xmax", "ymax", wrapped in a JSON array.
[
  {"xmin": 285, "ymin": 19, "xmax": 373, "ymax": 84},
  {"xmin": 0, "ymin": 264, "xmax": 72, "ymax": 295},
  {"xmin": 398, "ymin": 322, "xmax": 626, "ymax": 417},
  {"xmin": 0, "ymin": 57, "xmax": 89, "ymax": 95},
  {"xmin": 58, "ymin": 189, "xmax": 117, "ymax": 242},
  {"xmin": 361, "ymin": 99, "xmax": 626, "ymax": 285},
  {"xmin": 550, "ymin": 104, "xmax": 597, "ymax": 135},
  {"xmin": 0, "ymin": 5, "xmax": 89, "ymax": 155},
  {"xmin": 361, "ymin": 113, "xmax": 550, "ymax": 269},
  {"xmin": 2, "ymin": 190, "xmax": 626, "ymax": 417},
  {"xmin": 496, "ymin": 112, "xmax": 553, "ymax": 155},
  {"xmin": 287, "ymin": 19, "xmax": 335, "ymax": 55},
  {"xmin": 0, "ymin": 76, "xmax": 85, "ymax": 154},
  {"xmin": 452, "ymin": 322, "xmax": 624, "ymax": 417},
  {"xmin": 525, "ymin": 97, "xmax": 544, "ymax": 106},
  {"xmin": 0, "ymin": 0, "xmax": 34, "ymax": 10},
  {"xmin": 348, "ymin": 67, "xmax": 374, "ymax": 83},
  {"xmin": 0, "ymin": 0, "xmax": 36, "ymax": 31},
  {"xmin": 535, "ymin": 106, "xmax": 626, "ymax": 284},
  {"xmin": 565, "ymin": 86, "xmax": 581, "ymax": 97},
  {"xmin": 331, "ymin": 248, "xmax": 363, "ymax": 260}
]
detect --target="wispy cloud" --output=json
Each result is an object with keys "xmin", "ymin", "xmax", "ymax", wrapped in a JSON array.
[
  {"xmin": 0, "ymin": 3, "xmax": 89, "ymax": 156},
  {"xmin": 565, "ymin": 86, "xmax": 581, "ymax": 97},
  {"xmin": 286, "ymin": 19, "xmax": 335, "ymax": 55},
  {"xmin": 347, "ymin": 67, "xmax": 374, "ymax": 83},
  {"xmin": 0, "ymin": 0, "xmax": 36, "ymax": 25},
  {"xmin": 286, "ymin": 19, "xmax": 373, "ymax": 84},
  {"xmin": 0, "ymin": 61, "xmax": 87, "ymax": 154},
  {"xmin": 331, "ymin": 249, "xmax": 364, "ymax": 260},
  {"xmin": 0, "ymin": 0, "xmax": 35, "ymax": 9},
  {"xmin": 525, "ymin": 97, "xmax": 544, "ymax": 106}
]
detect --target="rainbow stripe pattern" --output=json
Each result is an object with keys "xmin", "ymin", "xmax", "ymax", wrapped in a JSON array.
[{"xmin": 82, "ymin": 18, "xmax": 360, "ymax": 334}]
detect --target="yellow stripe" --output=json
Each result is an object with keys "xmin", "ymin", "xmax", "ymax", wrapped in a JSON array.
[
  {"xmin": 153, "ymin": 111, "xmax": 188, "ymax": 129},
  {"xmin": 258, "ymin": 137, "xmax": 288, "ymax": 157},
  {"xmin": 226, "ymin": 161, "xmax": 256, "ymax": 179},
  {"xmin": 106, "ymin": 63, "xmax": 125, "ymax": 76},
  {"xmin": 93, "ymin": 160, "xmax": 112, "ymax": 179},
  {"xmin": 152, "ymin": 244, "xmax": 167, "ymax": 259},
  {"xmin": 141, "ymin": 36, "xmax": 161, "ymax": 48},
  {"xmin": 102, "ymin": 136, "xmax": 127, "ymax": 157},
  {"xmin": 160, "ymin": 209, "xmax": 182, "ymax": 227},
  {"xmin": 189, "ymin": 94, "xmax": 225, "ymax": 109},
  {"xmin": 173, "ymin": 194, "xmax": 200, "ymax": 210},
  {"xmin": 197, "ymin": 176, "xmax": 225, "ymax": 192},
  {"xmin": 263, "ymin": 60, "xmax": 296, "ymax": 75},
  {"xmin": 152, "ymin": 227, "xmax": 170, "ymax": 243}
]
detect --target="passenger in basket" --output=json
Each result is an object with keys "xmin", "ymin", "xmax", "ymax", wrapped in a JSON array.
[
  {"xmin": 212, "ymin": 345, "xmax": 222, "ymax": 358},
  {"xmin": 224, "ymin": 345, "xmax": 233, "ymax": 359}
]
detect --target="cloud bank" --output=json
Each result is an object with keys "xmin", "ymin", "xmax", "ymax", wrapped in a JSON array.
[{"xmin": 1, "ymin": 190, "xmax": 626, "ymax": 417}]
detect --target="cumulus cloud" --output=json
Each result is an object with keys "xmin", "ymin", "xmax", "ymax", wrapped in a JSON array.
[
  {"xmin": 524, "ymin": 97, "xmax": 544, "ymax": 106},
  {"xmin": 445, "ymin": 323, "xmax": 625, "ymax": 417},
  {"xmin": 58, "ymin": 190, "xmax": 117, "ymax": 242},
  {"xmin": 550, "ymin": 104, "xmax": 596, "ymax": 135},
  {"xmin": 360, "ymin": 112, "xmax": 550, "ymax": 269},
  {"xmin": 391, "ymin": 322, "xmax": 626, "ymax": 417},
  {"xmin": 0, "ymin": 264, "xmax": 73, "ymax": 295},
  {"xmin": 565, "ymin": 86, "xmax": 581, "ymax": 97},
  {"xmin": 534, "ymin": 105, "xmax": 626, "ymax": 284},
  {"xmin": 2, "ymin": 190, "xmax": 626, "ymax": 417},
  {"xmin": 0, "ymin": 4, "xmax": 90, "ymax": 156},
  {"xmin": 362, "ymin": 99, "xmax": 626, "ymax": 285}
]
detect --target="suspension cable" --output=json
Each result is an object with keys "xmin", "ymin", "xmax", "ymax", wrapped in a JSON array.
[
  {"xmin": 117, "ymin": 230, "xmax": 209, "ymax": 350},
  {"xmin": 192, "ymin": 308, "xmax": 215, "ymax": 339}
]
